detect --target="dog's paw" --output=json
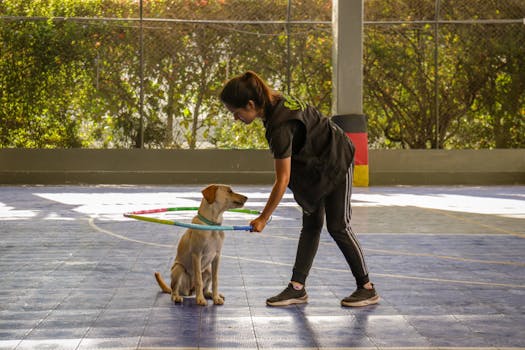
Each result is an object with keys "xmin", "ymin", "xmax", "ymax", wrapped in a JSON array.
[
  {"xmin": 204, "ymin": 291, "xmax": 225, "ymax": 301},
  {"xmin": 196, "ymin": 296, "xmax": 208, "ymax": 306},
  {"xmin": 213, "ymin": 295, "xmax": 224, "ymax": 305},
  {"xmin": 171, "ymin": 295, "xmax": 183, "ymax": 303}
]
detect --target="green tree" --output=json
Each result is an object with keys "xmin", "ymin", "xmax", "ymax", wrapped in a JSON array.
[
  {"xmin": 445, "ymin": 21, "xmax": 525, "ymax": 148},
  {"xmin": 2, "ymin": 0, "xmax": 522, "ymax": 150},
  {"xmin": 364, "ymin": 0, "xmax": 525, "ymax": 149},
  {"xmin": 0, "ymin": 0, "xmax": 133, "ymax": 147}
]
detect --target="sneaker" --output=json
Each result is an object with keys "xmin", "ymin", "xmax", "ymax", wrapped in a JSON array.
[
  {"xmin": 341, "ymin": 285, "xmax": 380, "ymax": 307},
  {"xmin": 266, "ymin": 283, "xmax": 308, "ymax": 306}
]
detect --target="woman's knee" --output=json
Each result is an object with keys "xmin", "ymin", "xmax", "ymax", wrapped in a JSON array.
[
  {"xmin": 302, "ymin": 210, "xmax": 324, "ymax": 233},
  {"xmin": 327, "ymin": 226, "xmax": 352, "ymax": 242}
]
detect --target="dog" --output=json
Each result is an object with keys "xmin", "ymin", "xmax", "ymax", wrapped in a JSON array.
[{"xmin": 154, "ymin": 184, "xmax": 247, "ymax": 305}]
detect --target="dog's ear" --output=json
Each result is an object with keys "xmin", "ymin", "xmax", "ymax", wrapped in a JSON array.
[{"xmin": 202, "ymin": 185, "xmax": 218, "ymax": 204}]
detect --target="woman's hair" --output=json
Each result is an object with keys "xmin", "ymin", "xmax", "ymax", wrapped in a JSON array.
[{"xmin": 220, "ymin": 71, "xmax": 281, "ymax": 116}]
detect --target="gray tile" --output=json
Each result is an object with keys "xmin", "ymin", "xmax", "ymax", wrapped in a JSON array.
[{"xmin": 77, "ymin": 337, "xmax": 140, "ymax": 350}]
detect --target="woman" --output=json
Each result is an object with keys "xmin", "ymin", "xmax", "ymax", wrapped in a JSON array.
[{"xmin": 220, "ymin": 71, "xmax": 379, "ymax": 307}]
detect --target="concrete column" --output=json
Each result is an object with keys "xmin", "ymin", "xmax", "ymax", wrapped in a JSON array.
[
  {"xmin": 331, "ymin": 0, "xmax": 369, "ymax": 186},
  {"xmin": 332, "ymin": 0, "xmax": 363, "ymax": 115}
]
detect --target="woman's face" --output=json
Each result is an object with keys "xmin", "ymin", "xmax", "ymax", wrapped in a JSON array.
[{"xmin": 225, "ymin": 100, "xmax": 261, "ymax": 125}]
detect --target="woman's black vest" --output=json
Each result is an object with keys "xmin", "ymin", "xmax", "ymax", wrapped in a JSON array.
[{"xmin": 265, "ymin": 97, "xmax": 355, "ymax": 213}]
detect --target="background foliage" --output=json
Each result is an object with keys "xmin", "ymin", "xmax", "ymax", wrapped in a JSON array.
[{"xmin": 1, "ymin": 0, "xmax": 524, "ymax": 149}]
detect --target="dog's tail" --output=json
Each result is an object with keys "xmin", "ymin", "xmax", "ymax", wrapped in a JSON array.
[{"xmin": 154, "ymin": 272, "xmax": 172, "ymax": 293}]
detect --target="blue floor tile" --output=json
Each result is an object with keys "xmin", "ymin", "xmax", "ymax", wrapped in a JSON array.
[{"xmin": 1, "ymin": 185, "xmax": 524, "ymax": 349}]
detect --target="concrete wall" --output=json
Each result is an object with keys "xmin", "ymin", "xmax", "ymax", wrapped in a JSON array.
[
  {"xmin": 0, "ymin": 149, "xmax": 524, "ymax": 186},
  {"xmin": 369, "ymin": 149, "xmax": 525, "ymax": 185}
]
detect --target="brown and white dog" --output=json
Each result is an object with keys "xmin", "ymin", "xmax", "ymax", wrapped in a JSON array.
[{"xmin": 154, "ymin": 185, "xmax": 247, "ymax": 305}]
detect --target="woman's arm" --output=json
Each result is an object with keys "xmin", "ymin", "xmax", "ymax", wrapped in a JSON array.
[{"xmin": 250, "ymin": 157, "xmax": 291, "ymax": 232}]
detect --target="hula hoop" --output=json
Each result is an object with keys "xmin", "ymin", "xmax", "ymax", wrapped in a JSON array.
[{"xmin": 123, "ymin": 207, "xmax": 260, "ymax": 231}]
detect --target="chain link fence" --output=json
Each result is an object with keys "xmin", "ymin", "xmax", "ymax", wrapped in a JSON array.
[
  {"xmin": 1, "ymin": 0, "xmax": 524, "ymax": 149},
  {"xmin": 364, "ymin": 0, "xmax": 525, "ymax": 149}
]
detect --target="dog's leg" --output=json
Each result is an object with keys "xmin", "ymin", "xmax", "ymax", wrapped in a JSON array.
[
  {"xmin": 202, "ymin": 266, "xmax": 213, "ymax": 299},
  {"xmin": 170, "ymin": 264, "xmax": 184, "ymax": 303},
  {"xmin": 211, "ymin": 254, "xmax": 224, "ymax": 305},
  {"xmin": 203, "ymin": 266, "xmax": 224, "ymax": 301},
  {"xmin": 192, "ymin": 253, "xmax": 207, "ymax": 306}
]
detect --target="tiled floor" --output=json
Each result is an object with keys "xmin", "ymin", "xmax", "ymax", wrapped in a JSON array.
[{"xmin": 0, "ymin": 185, "xmax": 524, "ymax": 350}]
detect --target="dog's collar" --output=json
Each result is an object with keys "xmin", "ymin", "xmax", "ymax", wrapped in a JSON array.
[{"xmin": 197, "ymin": 212, "xmax": 221, "ymax": 226}]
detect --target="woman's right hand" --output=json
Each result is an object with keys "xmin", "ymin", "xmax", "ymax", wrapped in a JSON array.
[{"xmin": 250, "ymin": 215, "xmax": 268, "ymax": 232}]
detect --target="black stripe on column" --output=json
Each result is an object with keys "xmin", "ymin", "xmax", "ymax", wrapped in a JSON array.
[{"xmin": 331, "ymin": 114, "xmax": 367, "ymax": 133}]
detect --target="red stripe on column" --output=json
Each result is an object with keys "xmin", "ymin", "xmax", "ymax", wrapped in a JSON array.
[{"xmin": 346, "ymin": 132, "xmax": 368, "ymax": 166}]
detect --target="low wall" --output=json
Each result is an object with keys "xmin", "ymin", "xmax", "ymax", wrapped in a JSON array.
[
  {"xmin": 369, "ymin": 149, "xmax": 525, "ymax": 185},
  {"xmin": 0, "ymin": 149, "xmax": 523, "ymax": 186},
  {"xmin": 0, "ymin": 149, "xmax": 274, "ymax": 185}
]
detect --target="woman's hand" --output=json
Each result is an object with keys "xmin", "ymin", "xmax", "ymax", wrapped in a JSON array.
[{"xmin": 250, "ymin": 215, "xmax": 268, "ymax": 232}]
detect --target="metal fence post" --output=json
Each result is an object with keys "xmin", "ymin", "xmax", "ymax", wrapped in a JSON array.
[
  {"xmin": 434, "ymin": 0, "xmax": 441, "ymax": 149},
  {"xmin": 139, "ymin": 0, "xmax": 145, "ymax": 148}
]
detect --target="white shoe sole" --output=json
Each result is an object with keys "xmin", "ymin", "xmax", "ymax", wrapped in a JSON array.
[
  {"xmin": 341, "ymin": 295, "xmax": 380, "ymax": 307},
  {"xmin": 266, "ymin": 295, "xmax": 308, "ymax": 306}
]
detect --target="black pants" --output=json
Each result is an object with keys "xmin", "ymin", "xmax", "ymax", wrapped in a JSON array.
[{"xmin": 291, "ymin": 164, "xmax": 370, "ymax": 287}]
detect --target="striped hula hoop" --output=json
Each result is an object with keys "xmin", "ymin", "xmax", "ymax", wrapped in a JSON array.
[{"xmin": 123, "ymin": 207, "xmax": 260, "ymax": 231}]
